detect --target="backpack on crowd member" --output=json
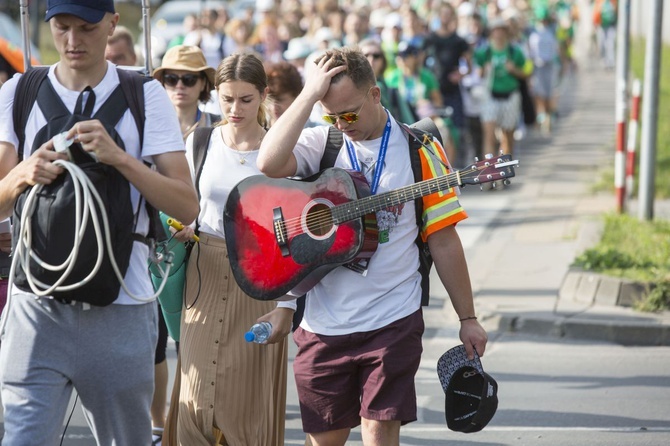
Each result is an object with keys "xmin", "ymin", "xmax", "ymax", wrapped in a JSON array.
[
  {"xmin": 600, "ymin": 0, "xmax": 617, "ymax": 28},
  {"xmin": 147, "ymin": 126, "xmax": 214, "ymax": 341},
  {"xmin": 11, "ymin": 67, "xmax": 163, "ymax": 306},
  {"xmin": 289, "ymin": 118, "xmax": 444, "ymax": 331},
  {"xmin": 484, "ymin": 44, "xmax": 537, "ymax": 126}
]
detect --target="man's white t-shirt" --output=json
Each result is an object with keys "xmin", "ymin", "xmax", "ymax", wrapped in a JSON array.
[
  {"xmin": 0, "ymin": 61, "xmax": 185, "ymax": 305},
  {"xmin": 292, "ymin": 119, "xmax": 423, "ymax": 335}
]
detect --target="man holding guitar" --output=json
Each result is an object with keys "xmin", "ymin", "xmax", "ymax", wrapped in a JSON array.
[{"xmin": 257, "ymin": 46, "xmax": 488, "ymax": 446}]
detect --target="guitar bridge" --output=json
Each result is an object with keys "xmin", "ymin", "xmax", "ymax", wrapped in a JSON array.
[{"xmin": 273, "ymin": 207, "xmax": 290, "ymax": 257}]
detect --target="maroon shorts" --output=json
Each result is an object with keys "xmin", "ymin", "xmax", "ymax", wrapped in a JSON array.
[{"xmin": 293, "ymin": 309, "xmax": 424, "ymax": 433}]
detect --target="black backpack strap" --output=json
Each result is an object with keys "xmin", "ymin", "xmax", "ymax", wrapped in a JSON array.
[
  {"xmin": 93, "ymin": 85, "xmax": 129, "ymax": 127},
  {"xmin": 116, "ymin": 68, "xmax": 150, "ymax": 148},
  {"xmin": 409, "ymin": 117, "xmax": 443, "ymax": 147},
  {"xmin": 36, "ymin": 77, "xmax": 71, "ymax": 120},
  {"xmin": 117, "ymin": 68, "xmax": 169, "ymax": 242},
  {"xmin": 193, "ymin": 127, "xmax": 214, "ymax": 201},
  {"xmin": 408, "ymin": 132, "xmax": 433, "ymax": 307},
  {"xmin": 320, "ymin": 126, "xmax": 344, "ymax": 170},
  {"xmin": 13, "ymin": 67, "xmax": 49, "ymax": 161},
  {"xmin": 400, "ymin": 118, "xmax": 445, "ymax": 307},
  {"xmin": 192, "ymin": 126, "xmax": 214, "ymax": 235}
]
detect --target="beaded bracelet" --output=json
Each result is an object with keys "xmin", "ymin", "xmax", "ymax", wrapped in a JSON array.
[{"xmin": 459, "ymin": 316, "xmax": 478, "ymax": 322}]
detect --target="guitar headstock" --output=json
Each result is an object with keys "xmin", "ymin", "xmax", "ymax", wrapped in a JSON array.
[{"xmin": 458, "ymin": 154, "xmax": 518, "ymax": 187}]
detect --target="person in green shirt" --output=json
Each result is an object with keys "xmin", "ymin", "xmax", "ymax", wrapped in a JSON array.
[
  {"xmin": 473, "ymin": 18, "xmax": 527, "ymax": 158},
  {"xmin": 385, "ymin": 41, "xmax": 456, "ymax": 162}
]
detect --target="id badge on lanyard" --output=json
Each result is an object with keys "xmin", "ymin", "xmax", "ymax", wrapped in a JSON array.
[{"xmin": 342, "ymin": 110, "xmax": 392, "ymax": 276}]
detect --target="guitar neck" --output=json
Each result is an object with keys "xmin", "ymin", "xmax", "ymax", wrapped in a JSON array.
[{"xmin": 331, "ymin": 171, "xmax": 461, "ymax": 224}]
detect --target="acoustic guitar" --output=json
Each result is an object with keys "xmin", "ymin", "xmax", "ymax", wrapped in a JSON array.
[{"xmin": 223, "ymin": 155, "xmax": 518, "ymax": 301}]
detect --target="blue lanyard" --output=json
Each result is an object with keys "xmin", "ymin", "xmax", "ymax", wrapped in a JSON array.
[
  {"xmin": 345, "ymin": 110, "xmax": 391, "ymax": 195},
  {"xmin": 195, "ymin": 108, "xmax": 202, "ymax": 124}
]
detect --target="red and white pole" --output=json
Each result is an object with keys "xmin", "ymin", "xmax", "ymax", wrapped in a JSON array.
[
  {"xmin": 615, "ymin": 98, "xmax": 627, "ymax": 214},
  {"xmin": 626, "ymin": 79, "xmax": 642, "ymax": 198},
  {"xmin": 614, "ymin": 0, "xmax": 631, "ymax": 214}
]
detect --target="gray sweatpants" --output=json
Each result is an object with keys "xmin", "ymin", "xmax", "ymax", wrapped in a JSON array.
[{"xmin": 0, "ymin": 294, "xmax": 157, "ymax": 446}]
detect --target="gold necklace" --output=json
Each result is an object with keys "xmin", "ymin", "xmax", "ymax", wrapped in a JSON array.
[{"xmin": 223, "ymin": 128, "xmax": 265, "ymax": 164}]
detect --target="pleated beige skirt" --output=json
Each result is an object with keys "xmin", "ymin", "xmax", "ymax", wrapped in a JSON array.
[{"xmin": 164, "ymin": 233, "xmax": 288, "ymax": 446}]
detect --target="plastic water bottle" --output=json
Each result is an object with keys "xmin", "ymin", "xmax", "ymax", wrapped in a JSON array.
[{"xmin": 244, "ymin": 322, "xmax": 272, "ymax": 343}]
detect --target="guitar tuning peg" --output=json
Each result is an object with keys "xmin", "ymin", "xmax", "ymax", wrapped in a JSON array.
[
  {"xmin": 484, "ymin": 153, "xmax": 493, "ymax": 159},
  {"xmin": 503, "ymin": 179, "xmax": 511, "ymax": 186},
  {"xmin": 474, "ymin": 156, "xmax": 480, "ymax": 162}
]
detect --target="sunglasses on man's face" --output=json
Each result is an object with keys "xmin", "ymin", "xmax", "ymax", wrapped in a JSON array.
[
  {"xmin": 163, "ymin": 73, "xmax": 202, "ymax": 88},
  {"xmin": 322, "ymin": 88, "xmax": 372, "ymax": 125}
]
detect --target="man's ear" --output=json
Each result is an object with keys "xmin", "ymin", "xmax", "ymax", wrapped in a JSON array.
[
  {"xmin": 108, "ymin": 13, "xmax": 120, "ymax": 36},
  {"xmin": 370, "ymin": 85, "xmax": 382, "ymax": 104}
]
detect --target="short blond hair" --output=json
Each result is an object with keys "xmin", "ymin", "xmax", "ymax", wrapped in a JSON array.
[{"xmin": 108, "ymin": 26, "xmax": 135, "ymax": 50}]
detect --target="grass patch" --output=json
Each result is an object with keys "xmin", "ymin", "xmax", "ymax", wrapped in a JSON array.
[
  {"xmin": 573, "ymin": 213, "xmax": 670, "ymax": 311},
  {"xmin": 577, "ymin": 39, "xmax": 670, "ymax": 312}
]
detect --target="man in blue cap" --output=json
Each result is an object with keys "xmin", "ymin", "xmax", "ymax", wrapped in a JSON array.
[{"xmin": 0, "ymin": 1, "xmax": 198, "ymax": 444}]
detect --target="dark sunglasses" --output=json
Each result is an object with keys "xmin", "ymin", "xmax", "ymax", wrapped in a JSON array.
[
  {"xmin": 322, "ymin": 88, "xmax": 372, "ymax": 125},
  {"xmin": 163, "ymin": 73, "xmax": 202, "ymax": 88},
  {"xmin": 364, "ymin": 52, "xmax": 383, "ymax": 60}
]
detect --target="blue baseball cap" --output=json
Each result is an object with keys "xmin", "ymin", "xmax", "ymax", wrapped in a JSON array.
[{"xmin": 45, "ymin": 0, "xmax": 115, "ymax": 24}]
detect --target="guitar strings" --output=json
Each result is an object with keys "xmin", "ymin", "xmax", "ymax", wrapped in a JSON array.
[
  {"xmin": 276, "ymin": 166, "xmax": 494, "ymax": 237},
  {"xmin": 277, "ymin": 166, "xmax": 493, "ymax": 236},
  {"xmin": 278, "ymin": 170, "xmax": 466, "ymax": 236}
]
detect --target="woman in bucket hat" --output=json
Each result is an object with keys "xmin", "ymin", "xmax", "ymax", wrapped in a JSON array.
[{"xmin": 154, "ymin": 45, "xmax": 220, "ymax": 139}]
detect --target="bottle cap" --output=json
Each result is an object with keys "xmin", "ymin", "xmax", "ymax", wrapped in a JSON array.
[{"xmin": 244, "ymin": 331, "xmax": 255, "ymax": 342}]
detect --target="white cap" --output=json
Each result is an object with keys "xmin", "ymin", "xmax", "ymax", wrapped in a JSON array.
[
  {"xmin": 256, "ymin": 0, "xmax": 274, "ymax": 12},
  {"xmin": 384, "ymin": 12, "xmax": 403, "ymax": 30},
  {"xmin": 314, "ymin": 27, "xmax": 334, "ymax": 43},
  {"xmin": 283, "ymin": 37, "xmax": 313, "ymax": 60},
  {"xmin": 370, "ymin": 9, "xmax": 387, "ymax": 29},
  {"xmin": 458, "ymin": 2, "xmax": 475, "ymax": 17}
]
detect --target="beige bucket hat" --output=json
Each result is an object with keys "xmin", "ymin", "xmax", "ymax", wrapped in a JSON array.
[{"xmin": 152, "ymin": 45, "xmax": 216, "ymax": 86}]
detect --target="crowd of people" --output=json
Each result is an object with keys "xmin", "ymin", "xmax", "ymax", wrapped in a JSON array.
[
  {"xmin": 150, "ymin": 0, "xmax": 583, "ymax": 165},
  {"xmin": 0, "ymin": 0, "xmax": 608, "ymax": 445}
]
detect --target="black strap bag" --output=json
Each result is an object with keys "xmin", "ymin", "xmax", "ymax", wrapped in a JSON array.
[{"xmin": 12, "ymin": 75, "xmax": 137, "ymax": 306}]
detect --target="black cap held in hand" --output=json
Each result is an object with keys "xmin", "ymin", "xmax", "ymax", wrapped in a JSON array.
[{"xmin": 437, "ymin": 345, "xmax": 499, "ymax": 433}]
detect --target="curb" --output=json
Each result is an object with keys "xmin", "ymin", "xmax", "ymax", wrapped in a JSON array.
[
  {"xmin": 481, "ymin": 308, "xmax": 670, "ymax": 347},
  {"xmin": 559, "ymin": 268, "xmax": 654, "ymax": 308}
]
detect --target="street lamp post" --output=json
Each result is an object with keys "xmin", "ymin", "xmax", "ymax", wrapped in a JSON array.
[{"xmin": 637, "ymin": 0, "xmax": 664, "ymax": 221}]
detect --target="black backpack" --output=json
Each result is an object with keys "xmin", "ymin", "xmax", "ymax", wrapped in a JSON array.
[
  {"xmin": 11, "ymin": 67, "xmax": 160, "ymax": 306},
  {"xmin": 321, "ymin": 118, "xmax": 443, "ymax": 307}
]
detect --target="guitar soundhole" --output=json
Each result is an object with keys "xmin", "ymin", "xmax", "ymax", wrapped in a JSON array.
[{"xmin": 305, "ymin": 203, "xmax": 333, "ymax": 237}]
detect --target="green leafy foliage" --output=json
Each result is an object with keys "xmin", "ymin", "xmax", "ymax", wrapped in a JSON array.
[{"xmin": 573, "ymin": 213, "xmax": 670, "ymax": 311}]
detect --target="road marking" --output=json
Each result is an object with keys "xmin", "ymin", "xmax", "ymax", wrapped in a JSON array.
[{"xmin": 399, "ymin": 425, "xmax": 670, "ymax": 433}]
